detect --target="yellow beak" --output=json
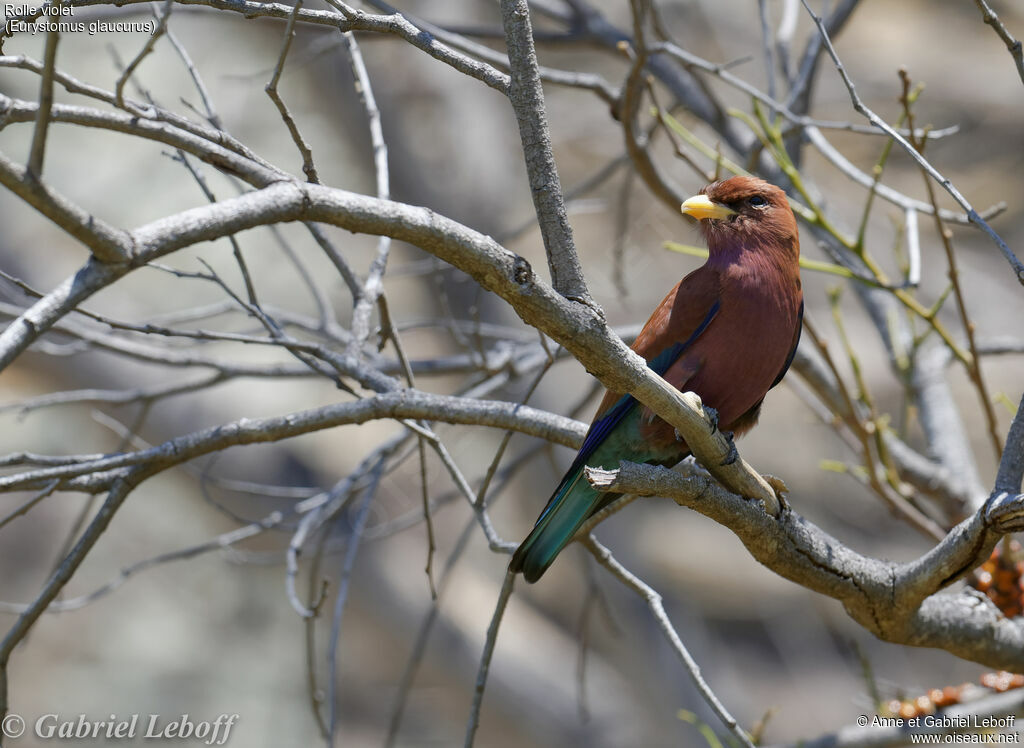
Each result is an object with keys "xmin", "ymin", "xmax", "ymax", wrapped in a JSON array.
[{"xmin": 680, "ymin": 194, "xmax": 736, "ymax": 221}]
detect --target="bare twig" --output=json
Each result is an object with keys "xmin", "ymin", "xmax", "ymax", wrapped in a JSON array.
[
  {"xmin": 0, "ymin": 92, "xmax": 287, "ymax": 186},
  {"xmin": 973, "ymin": 0, "xmax": 1024, "ymax": 87},
  {"xmin": 804, "ymin": 126, "xmax": 1004, "ymax": 226},
  {"xmin": 265, "ymin": 0, "xmax": 320, "ymax": 183},
  {"xmin": 283, "ymin": 445, "xmax": 406, "ymax": 620},
  {"xmin": 463, "ymin": 568, "xmax": 515, "ymax": 748},
  {"xmin": 0, "ymin": 506, "xmax": 292, "ymax": 614},
  {"xmin": 115, "ymin": 0, "xmax": 173, "ymax": 108},
  {"xmin": 775, "ymin": 0, "xmax": 799, "ymax": 83},
  {"xmin": 582, "ymin": 535, "xmax": 755, "ymax": 748},
  {"xmin": 326, "ymin": 458, "xmax": 384, "ymax": 742},
  {"xmin": 384, "ymin": 514, "xmax": 477, "ymax": 747},
  {"xmin": 359, "ymin": 0, "xmax": 617, "ymax": 102},
  {"xmin": 784, "ymin": 0, "xmax": 860, "ymax": 165},
  {"xmin": 26, "ymin": 5, "xmax": 62, "ymax": 178},
  {"xmin": 801, "ymin": 0, "xmax": 1024, "ymax": 284},
  {"xmin": 0, "ymin": 467, "xmax": 150, "ymax": 715},
  {"xmin": 0, "ymin": 480, "xmax": 59, "ymax": 531},
  {"xmin": 757, "ymin": 0, "xmax": 777, "ymax": 112},
  {"xmin": 165, "ymin": 26, "xmax": 223, "ymax": 128},
  {"xmin": 342, "ymin": 28, "xmax": 392, "ymax": 352},
  {"xmin": 499, "ymin": 0, "xmax": 593, "ymax": 306},
  {"xmin": 899, "ymin": 70, "xmax": 1002, "ymax": 461}
]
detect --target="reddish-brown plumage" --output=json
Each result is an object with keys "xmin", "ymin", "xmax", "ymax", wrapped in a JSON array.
[
  {"xmin": 599, "ymin": 175, "xmax": 803, "ymax": 452},
  {"xmin": 511, "ymin": 175, "xmax": 802, "ymax": 582}
]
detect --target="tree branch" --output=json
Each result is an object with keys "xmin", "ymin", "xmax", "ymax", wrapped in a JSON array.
[
  {"xmin": 499, "ymin": 0, "xmax": 592, "ymax": 305},
  {"xmin": 0, "ymin": 150, "xmax": 132, "ymax": 262},
  {"xmin": 585, "ymin": 461, "xmax": 1024, "ymax": 670},
  {"xmin": 0, "ymin": 389, "xmax": 586, "ymax": 494}
]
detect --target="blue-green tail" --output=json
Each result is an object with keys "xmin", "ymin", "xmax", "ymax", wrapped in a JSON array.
[
  {"xmin": 509, "ymin": 467, "xmax": 604, "ymax": 583},
  {"xmin": 510, "ymin": 310, "xmax": 719, "ymax": 581},
  {"xmin": 511, "ymin": 393, "xmax": 680, "ymax": 582}
]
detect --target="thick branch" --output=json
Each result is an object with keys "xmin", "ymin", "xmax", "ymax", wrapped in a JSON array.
[
  {"xmin": 0, "ymin": 150, "xmax": 132, "ymax": 262},
  {"xmin": 0, "ymin": 389, "xmax": 586, "ymax": 493},
  {"xmin": 586, "ymin": 461, "xmax": 1024, "ymax": 670},
  {"xmin": 0, "ymin": 180, "xmax": 779, "ymax": 511},
  {"xmin": 0, "ymin": 257, "xmax": 126, "ymax": 372},
  {"xmin": 910, "ymin": 343, "xmax": 987, "ymax": 511}
]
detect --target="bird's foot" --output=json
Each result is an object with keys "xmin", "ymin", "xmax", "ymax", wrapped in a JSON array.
[
  {"xmin": 704, "ymin": 406, "xmax": 720, "ymax": 434},
  {"xmin": 719, "ymin": 431, "xmax": 738, "ymax": 466},
  {"xmin": 764, "ymin": 474, "xmax": 790, "ymax": 511},
  {"xmin": 764, "ymin": 474, "xmax": 790, "ymax": 496}
]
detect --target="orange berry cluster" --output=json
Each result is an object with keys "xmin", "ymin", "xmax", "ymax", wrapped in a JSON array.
[
  {"xmin": 970, "ymin": 541, "xmax": 1024, "ymax": 619},
  {"xmin": 882, "ymin": 672, "xmax": 1024, "ymax": 719},
  {"xmin": 980, "ymin": 671, "xmax": 1024, "ymax": 692},
  {"xmin": 884, "ymin": 686, "xmax": 965, "ymax": 720}
]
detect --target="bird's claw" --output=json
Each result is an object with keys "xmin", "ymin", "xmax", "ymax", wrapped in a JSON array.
[
  {"xmin": 764, "ymin": 474, "xmax": 790, "ymax": 511},
  {"xmin": 719, "ymin": 431, "xmax": 738, "ymax": 466},
  {"xmin": 705, "ymin": 406, "xmax": 720, "ymax": 434},
  {"xmin": 764, "ymin": 474, "xmax": 790, "ymax": 496}
]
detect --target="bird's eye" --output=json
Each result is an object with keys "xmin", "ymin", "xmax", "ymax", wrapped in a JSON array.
[{"xmin": 748, "ymin": 195, "xmax": 768, "ymax": 207}]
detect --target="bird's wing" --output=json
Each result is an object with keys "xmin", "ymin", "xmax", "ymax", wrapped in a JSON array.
[
  {"xmin": 769, "ymin": 300, "xmax": 803, "ymax": 389},
  {"xmin": 591, "ymin": 268, "xmax": 723, "ymax": 417},
  {"xmin": 568, "ymin": 290, "xmax": 722, "ymax": 483}
]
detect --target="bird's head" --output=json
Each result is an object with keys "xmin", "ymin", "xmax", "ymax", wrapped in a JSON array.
[{"xmin": 680, "ymin": 176, "xmax": 799, "ymax": 261}]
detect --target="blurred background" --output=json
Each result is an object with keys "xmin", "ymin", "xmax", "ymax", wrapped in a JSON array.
[{"xmin": 1, "ymin": 0, "xmax": 1023, "ymax": 745}]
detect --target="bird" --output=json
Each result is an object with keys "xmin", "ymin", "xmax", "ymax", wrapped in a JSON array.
[{"xmin": 509, "ymin": 175, "xmax": 803, "ymax": 583}]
